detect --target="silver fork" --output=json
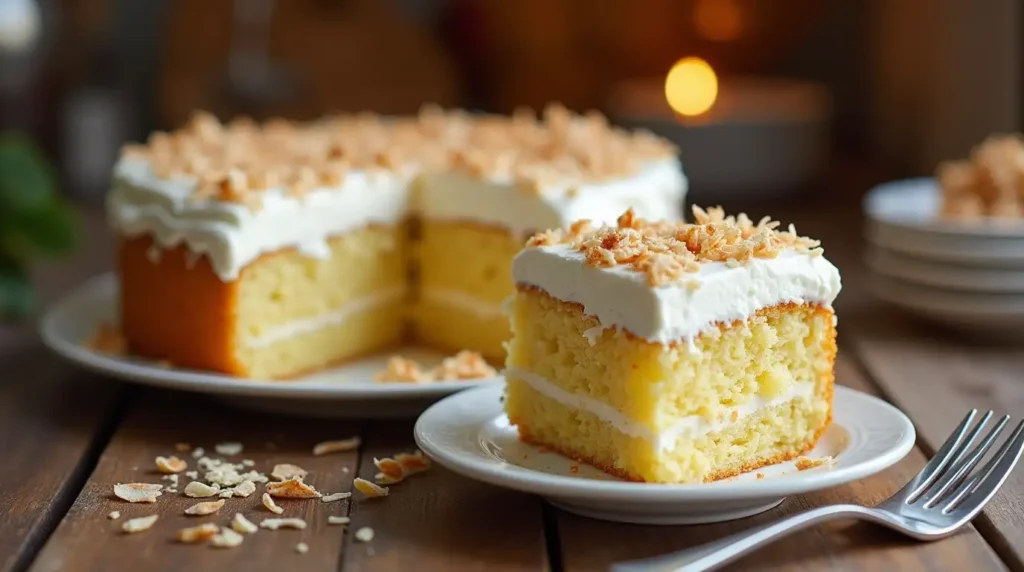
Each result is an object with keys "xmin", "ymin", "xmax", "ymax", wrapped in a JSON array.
[{"xmin": 611, "ymin": 410, "xmax": 1024, "ymax": 572}]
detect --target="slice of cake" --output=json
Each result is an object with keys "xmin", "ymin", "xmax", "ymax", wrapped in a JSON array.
[
  {"xmin": 412, "ymin": 106, "xmax": 685, "ymax": 360},
  {"xmin": 111, "ymin": 113, "xmax": 418, "ymax": 378},
  {"xmin": 504, "ymin": 207, "xmax": 841, "ymax": 483}
]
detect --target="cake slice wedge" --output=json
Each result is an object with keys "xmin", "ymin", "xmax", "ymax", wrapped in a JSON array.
[{"xmin": 504, "ymin": 207, "xmax": 842, "ymax": 483}]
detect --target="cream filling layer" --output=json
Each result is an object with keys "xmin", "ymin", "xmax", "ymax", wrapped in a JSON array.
[
  {"xmin": 244, "ymin": 286, "xmax": 407, "ymax": 348},
  {"xmin": 505, "ymin": 367, "xmax": 816, "ymax": 452},
  {"xmin": 419, "ymin": 288, "xmax": 505, "ymax": 319}
]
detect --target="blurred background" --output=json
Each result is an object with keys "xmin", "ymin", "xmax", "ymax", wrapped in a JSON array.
[{"xmin": 0, "ymin": 0, "xmax": 1017, "ymax": 199}]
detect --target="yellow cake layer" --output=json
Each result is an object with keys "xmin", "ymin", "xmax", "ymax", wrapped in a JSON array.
[
  {"xmin": 504, "ymin": 288, "xmax": 836, "ymax": 483},
  {"xmin": 506, "ymin": 287, "xmax": 835, "ymax": 430},
  {"xmin": 412, "ymin": 220, "xmax": 523, "ymax": 360},
  {"xmin": 506, "ymin": 379, "xmax": 829, "ymax": 483}
]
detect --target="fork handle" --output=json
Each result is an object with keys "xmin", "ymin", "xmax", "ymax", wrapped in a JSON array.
[{"xmin": 610, "ymin": 504, "xmax": 879, "ymax": 572}]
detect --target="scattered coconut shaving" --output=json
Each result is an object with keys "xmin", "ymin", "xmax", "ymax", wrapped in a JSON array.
[
  {"xmin": 214, "ymin": 442, "xmax": 243, "ymax": 456},
  {"xmin": 231, "ymin": 513, "xmax": 258, "ymax": 534},
  {"xmin": 211, "ymin": 527, "xmax": 245, "ymax": 548},
  {"xmin": 295, "ymin": 542, "xmax": 309, "ymax": 554},
  {"xmin": 176, "ymin": 522, "xmax": 219, "ymax": 543},
  {"xmin": 376, "ymin": 351, "xmax": 496, "ymax": 383},
  {"xmin": 266, "ymin": 477, "xmax": 321, "ymax": 499},
  {"xmin": 121, "ymin": 514, "xmax": 158, "ymax": 534},
  {"xmin": 155, "ymin": 455, "xmax": 187, "ymax": 474},
  {"xmin": 183, "ymin": 481, "xmax": 220, "ymax": 498},
  {"xmin": 321, "ymin": 492, "xmax": 352, "ymax": 503},
  {"xmin": 107, "ymin": 511, "xmax": 120, "ymax": 520},
  {"xmin": 353, "ymin": 478, "xmax": 388, "ymax": 498},
  {"xmin": 262, "ymin": 492, "xmax": 284, "ymax": 514},
  {"xmin": 313, "ymin": 437, "xmax": 361, "ymax": 456},
  {"xmin": 354, "ymin": 527, "xmax": 374, "ymax": 542},
  {"xmin": 271, "ymin": 463, "xmax": 308, "ymax": 481},
  {"xmin": 184, "ymin": 499, "xmax": 225, "ymax": 516},
  {"xmin": 113, "ymin": 483, "xmax": 163, "ymax": 503},
  {"xmin": 327, "ymin": 516, "xmax": 351, "ymax": 525},
  {"xmin": 260, "ymin": 517, "xmax": 307, "ymax": 531}
]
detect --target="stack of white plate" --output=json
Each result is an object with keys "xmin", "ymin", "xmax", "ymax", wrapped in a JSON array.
[{"xmin": 864, "ymin": 178, "xmax": 1024, "ymax": 337}]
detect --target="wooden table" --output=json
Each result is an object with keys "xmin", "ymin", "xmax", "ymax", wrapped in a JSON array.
[{"xmin": 3, "ymin": 168, "xmax": 1023, "ymax": 572}]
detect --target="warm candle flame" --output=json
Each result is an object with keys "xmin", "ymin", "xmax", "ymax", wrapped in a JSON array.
[{"xmin": 665, "ymin": 57, "xmax": 718, "ymax": 117}]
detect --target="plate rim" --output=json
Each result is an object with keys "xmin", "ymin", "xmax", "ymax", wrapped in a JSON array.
[
  {"xmin": 864, "ymin": 178, "xmax": 1024, "ymax": 239},
  {"xmin": 414, "ymin": 383, "xmax": 916, "ymax": 502},
  {"xmin": 39, "ymin": 272, "xmax": 502, "ymax": 400}
]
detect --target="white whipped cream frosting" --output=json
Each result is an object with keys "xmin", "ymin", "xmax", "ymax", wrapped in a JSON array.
[
  {"xmin": 417, "ymin": 158, "xmax": 686, "ymax": 236},
  {"xmin": 507, "ymin": 367, "xmax": 816, "ymax": 452},
  {"xmin": 512, "ymin": 245, "xmax": 842, "ymax": 344},
  {"xmin": 108, "ymin": 156, "xmax": 413, "ymax": 280},
  {"xmin": 108, "ymin": 155, "xmax": 687, "ymax": 281}
]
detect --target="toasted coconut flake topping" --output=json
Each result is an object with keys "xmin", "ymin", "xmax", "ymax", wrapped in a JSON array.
[
  {"xmin": 353, "ymin": 478, "xmax": 389, "ymax": 498},
  {"xmin": 155, "ymin": 455, "xmax": 187, "ymax": 474},
  {"xmin": 266, "ymin": 477, "xmax": 321, "ymax": 499},
  {"xmin": 113, "ymin": 483, "xmax": 163, "ymax": 503},
  {"xmin": 321, "ymin": 492, "xmax": 352, "ymax": 503},
  {"xmin": 313, "ymin": 437, "xmax": 361, "ymax": 456},
  {"xmin": 938, "ymin": 134, "xmax": 1024, "ymax": 219},
  {"xmin": 373, "ymin": 458, "xmax": 405, "ymax": 480},
  {"xmin": 271, "ymin": 463, "xmax": 308, "ymax": 482},
  {"xmin": 211, "ymin": 527, "xmax": 245, "ymax": 548},
  {"xmin": 260, "ymin": 517, "xmax": 307, "ymax": 531},
  {"xmin": 327, "ymin": 515, "xmax": 351, "ymax": 525},
  {"xmin": 183, "ymin": 481, "xmax": 220, "ymax": 498},
  {"xmin": 121, "ymin": 106, "xmax": 676, "ymax": 210},
  {"xmin": 262, "ymin": 492, "xmax": 284, "ymax": 514},
  {"xmin": 527, "ymin": 206, "xmax": 824, "ymax": 287},
  {"xmin": 121, "ymin": 514, "xmax": 158, "ymax": 534},
  {"xmin": 184, "ymin": 499, "xmax": 225, "ymax": 516},
  {"xmin": 177, "ymin": 522, "xmax": 220, "ymax": 543},
  {"xmin": 231, "ymin": 513, "xmax": 258, "ymax": 534},
  {"xmin": 376, "ymin": 351, "xmax": 496, "ymax": 383}
]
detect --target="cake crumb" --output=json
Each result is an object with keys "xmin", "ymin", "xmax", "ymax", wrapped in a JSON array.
[
  {"xmin": 756, "ymin": 472, "xmax": 765, "ymax": 480},
  {"xmin": 795, "ymin": 456, "xmax": 835, "ymax": 471},
  {"xmin": 354, "ymin": 527, "xmax": 375, "ymax": 543},
  {"xmin": 313, "ymin": 437, "xmax": 361, "ymax": 456},
  {"xmin": 121, "ymin": 514, "xmax": 158, "ymax": 534},
  {"xmin": 83, "ymin": 323, "xmax": 126, "ymax": 355}
]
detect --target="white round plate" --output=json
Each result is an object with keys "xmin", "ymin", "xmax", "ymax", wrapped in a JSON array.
[
  {"xmin": 40, "ymin": 274, "xmax": 501, "ymax": 417},
  {"xmin": 864, "ymin": 179, "xmax": 1024, "ymax": 269},
  {"xmin": 869, "ymin": 274, "xmax": 1024, "ymax": 339},
  {"xmin": 865, "ymin": 246, "xmax": 1024, "ymax": 293},
  {"xmin": 414, "ymin": 384, "xmax": 915, "ymax": 525}
]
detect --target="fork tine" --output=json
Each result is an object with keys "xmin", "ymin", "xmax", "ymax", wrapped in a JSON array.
[
  {"xmin": 905, "ymin": 410, "xmax": 978, "ymax": 503},
  {"xmin": 943, "ymin": 419, "xmax": 1024, "ymax": 518},
  {"xmin": 924, "ymin": 414, "xmax": 1009, "ymax": 509}
]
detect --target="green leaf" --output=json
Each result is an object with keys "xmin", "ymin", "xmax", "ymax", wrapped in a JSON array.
[
  {"xmin": 5, "ymin": 199, "xmax": 78, "ymax": 255},
  {"xmin": 0, "ymin": 132, "xmax": 58, "ymax": 215},
  {"xmin": 0, "ymin": 266, "xmax": 34, "ymax": 319}
]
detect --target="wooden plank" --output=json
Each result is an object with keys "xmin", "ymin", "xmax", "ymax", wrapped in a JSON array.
[
  {"xmin": 851, "ymin": 313, "xmax": 1024, "ymax": 570},
  {"xmin": 556, "ymin": 356, "xmax": 1007, "ymax": 571},
  {"xmin": 0, "ymin": 337, "xmax": 122, "ymax": 572},
  {"xmin": 341, "ymin": 419, "xmax": 548, "ymax": 572},
  {"xmin": 30, "ymin": 391, "xmax": 362, "ymax": 572}
]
